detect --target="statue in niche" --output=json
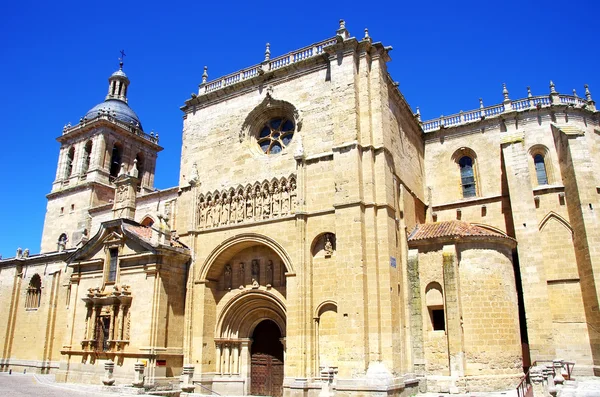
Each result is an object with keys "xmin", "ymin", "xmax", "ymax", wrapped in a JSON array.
[
  {"xmin": 221, "ymin": 197, "xmax": 229, "ymax": 226},
  {"xmin": 324, "ymin": 234, "xmax": 334, "ymax": 257},
  {"xmin": 238, "ymin": 262, "xmax": 245, "ymax": 288},
  {"xmin": 246, "ymin": 191, "xmax": 254, "ymax": 219},
  {"xmin": 266, "ymin": 260, "xmax": 274, "ymax": 286},
  {"xmin": 224, "ymin": 264, "xmax": 232, "ymax": 290},
  {"xmin": 262, "ymin": 187, "xmax": 271, "ymax": 219},
  {"xmin": 206, "ymin": 198, "xmax": 213, "ymax": 227},
  {"xmin": 214, "ymin": 197, "xmax": 222, "ymax": 227},
  {"xmin": 251, "ymin": 259, "xmax": 260, "ymax": 285},
  {"xmin": 290, "ymin": 179, "xmax": 297, "ymax": 213},
  {"xmin": 272, "ymin": 185, "xmax": 281, "ymax": 217},
  {"xmin": 236, "ymin": 194, "xmax": 244, "ymax": 222},
  {"xmin": 282, "ymin": 182, "xmax": 290, "ymax": 214},
  {"xmin": 199, "ymin": 200, "xmax": 207, "ymax": 228},
  {"xmin": 255, "ymin": 189, "xmax": 262, "ymax": 219}
]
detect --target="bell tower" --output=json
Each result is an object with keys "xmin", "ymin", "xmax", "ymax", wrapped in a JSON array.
[{"xmin": 40, "ymin": 58, "xmax": 163, "ymax": 253}]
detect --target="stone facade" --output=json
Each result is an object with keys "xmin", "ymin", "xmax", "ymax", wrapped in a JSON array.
[{"xmin": 0, "ymin": 20, "xmax": 598, "ymax": 396}]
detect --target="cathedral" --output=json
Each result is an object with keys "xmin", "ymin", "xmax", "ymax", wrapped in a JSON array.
[{"xmin": 0, "ymin": 20, "xmax": 598, "ymax": 396}]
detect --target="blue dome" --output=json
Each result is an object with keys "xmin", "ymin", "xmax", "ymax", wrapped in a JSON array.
[{"xmin": 85, "ymin": 99, "xmax": 143, "ymax": 131}]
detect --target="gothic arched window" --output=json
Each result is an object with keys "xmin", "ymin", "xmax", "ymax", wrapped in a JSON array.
[
  {"xmin": 459, "ymin": 156, "xmax": 476, "ymax": 198},
  {"xmin": 534, "ymin": 154, "xmax": 548, "ymax": 185},
  {"xmin": 257, "ymin": 118, "xmax": 295, "ymax": 154},
  {"xmin": 26, "ymin": 274, "xmax": 42, "ymax": 309}
]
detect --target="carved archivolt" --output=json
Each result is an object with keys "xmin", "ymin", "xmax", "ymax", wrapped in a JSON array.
[{"xmin": 196, "ymin": 175, "xmax": 297, "ymax": 229}]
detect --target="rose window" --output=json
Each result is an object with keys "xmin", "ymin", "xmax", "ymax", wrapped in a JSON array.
[{"xmin": 258, "ymin": 118, "xmax": 295, "ymax": 154}]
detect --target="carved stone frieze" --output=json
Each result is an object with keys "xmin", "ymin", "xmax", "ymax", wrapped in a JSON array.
[{"xmin": 197, "ymin": 175, "xmax": 297, "ymax": 230}]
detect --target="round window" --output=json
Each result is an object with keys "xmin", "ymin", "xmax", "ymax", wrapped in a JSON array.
[{"xmin": 257, "ymin": 117, "xmax": 294, "ymax": 154}]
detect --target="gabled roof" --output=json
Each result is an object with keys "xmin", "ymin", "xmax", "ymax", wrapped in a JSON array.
[
  {"xmin": 68, "ymin": 218, "xmax": 189, "ymax": 263},
  {"xmin": 407, "ymin": 220, "xmax": 516, "ymax": 247}
]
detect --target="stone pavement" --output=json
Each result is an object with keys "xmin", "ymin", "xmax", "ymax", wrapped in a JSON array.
[
  {"xmin": 3, "ymin": 372, "xmax": 600, "ymax": 397},
  {"xmin": 0, "ymin": 372, "xmax": 150, "ymax": 397}
]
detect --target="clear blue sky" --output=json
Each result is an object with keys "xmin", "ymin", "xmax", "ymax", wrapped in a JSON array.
[{"xmin": 0, "ymin": 0, "xmax": 598, "ymax": 257}]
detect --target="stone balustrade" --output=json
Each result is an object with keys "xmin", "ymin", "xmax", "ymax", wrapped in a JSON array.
[
  {"xmin": 198, "ymin": 38, "xmax": 337, "ymax": 95},
  {"xmin": 422, "ymin": 86, "xmax": 594, "ymax": 132},
  {"xmin": 62, "ymin": 113, "xmax": 160, "ymax": 144}
]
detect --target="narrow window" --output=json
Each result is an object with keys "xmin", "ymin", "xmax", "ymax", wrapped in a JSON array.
[
  {"xmin": 534, "ymin": 154, "xmax": 548, "ymax": 185},
  {"xmin": 459, "ymin": 156, "xmax": 476, "ymax": 198},
  {"xmin": 426, "ymin": 282, "xmax": 445, "ymax": 331},
  {"xmin": 109, "ymin": 143, "xmax": 123, "ymax": 179},
  {"xmin": 26, "ymin": 274, "xmax": 42, "ymax": 309},
  {"xmin": 66, "ymin": 147, "xmax": 75, "ymax": 178},
  {"xmin": 108, "ymin": 248, "xmax": 118, "ymax": 282},
  {"xmin": 431, "ymin": 309, "xmax": 446, "ymax": 331},
  {"xmin": 82, "ymin": 141, "xmax": 92, "ymax": 174}
]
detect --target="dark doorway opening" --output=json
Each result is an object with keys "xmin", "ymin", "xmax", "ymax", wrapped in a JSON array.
[{"xmin": 251, "ymin": 320, "xmax": 284, "ymax": 397}]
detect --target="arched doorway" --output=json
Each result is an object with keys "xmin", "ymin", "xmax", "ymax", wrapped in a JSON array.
[{"xmin": 251, "ymin": 320, "xmax": 284, "ymax": 397}]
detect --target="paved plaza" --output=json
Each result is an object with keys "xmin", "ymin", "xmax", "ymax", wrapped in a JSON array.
[{"xmin": 2, "ymin": 372, "xmax": 600, "ymax": 397}]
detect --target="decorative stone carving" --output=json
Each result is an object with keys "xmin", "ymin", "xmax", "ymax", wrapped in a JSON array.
[
  {"xmin": 132, "ymin": 362, "xmax": 145, "ymax": 388},
  {"xmin": 251, "ymin": 259, "xmax": 260, "ymax": 285},
  {"xmin": 266, "ymin": 260, "xmax": 274, "ymax": 286},
  {"xmin": 224, "ymin": 264, "xmax": 232, "ymax": 290},
  {"xmin": 196, "ymin": 175, "xmax": 297, "ymax": 230},
  {"xmin": 102, "ymin": 360, "xmax": 115, "ymax": 386},
  {"xmin": 238, "ymin": 262, "xmax": 245, "ymax": 288},
  {"xmin": 324, "ymin": 235, "xmax": 333, "ymax": 258}
]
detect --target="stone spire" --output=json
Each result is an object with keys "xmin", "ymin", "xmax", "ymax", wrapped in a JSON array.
[{"xmin": 105, "ymin": 52, "xmax": 130, "ymax": 103}]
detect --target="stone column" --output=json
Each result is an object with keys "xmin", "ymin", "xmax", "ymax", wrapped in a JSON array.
[
  {"xmin": 232, "ymin": 343, "xmax": 239, "ymax": 375},
  {"xmin": 215, "ymin": 342, "xmax": 222, "ymax": 375},
  {"xmin": 552, "ymin": 125, "xmax": 600, "ymax": 365},
  {"xmin": 442, "ymin": 244, "xmax": 465, "ymax": 385},
  {"xmin": 501, "ymin": 134, "xmax": 555, "ymax": 360},
  {"xmin": 240, "ymin": 339, "xmax": 251, "ymax": 395},
  {"xmin": 224, "ymin": 343, "xmax": 231, "ymax": 374},
  {"xmin": 407, "ymin": 249, "xmax": 425, "ymax": 376}
]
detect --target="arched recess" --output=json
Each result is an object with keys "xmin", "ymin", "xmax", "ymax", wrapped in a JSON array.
[
  {"xmin": 199, "ymin": 233, "xmax": 295, "ymax": 282},
  {"xmin": 538, "ymin": 211, "xmax": 573, "ymax": 235},
  {"xmin": 314, "ymin": 300, "xmax": 338, "ymax": 370},
  {"xmin": 538, "ymin": 211, "xmax": 577, "ymax": 281},
  {"xmin": 140, "ymin": 215, "xmax": 155, "ymax": 228},
  {"xmin": 216, "ymin": 289, "xmax": 286, "ymax": 339},
  {"xmin": 311, "ymin": 232, "xmax": 336, "ymax": 258},
  {"xmin": 425, "ymin": 282, "xmax": 445, "ymax": 331}
]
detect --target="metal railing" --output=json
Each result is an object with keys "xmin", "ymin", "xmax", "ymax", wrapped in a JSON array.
[{"xmin": 516, "ymin": 360, "xmax": 575, "ymax": 397}]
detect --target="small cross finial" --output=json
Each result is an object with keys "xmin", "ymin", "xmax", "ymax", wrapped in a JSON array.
[
  {"xmin": 585, "ymin": 84, "xmax": 593, "ymax": 102},
  {"xmin": 549, "ymin": 80, "xmax": 557, "ymax": 94},
  {"xmin": 119, "ymin": 50, "xmax": 126, "ymax": 69},
  {"xmin": 265, "ymin": 43, "xmax": 271, "ymax": 61},
  {"xmin": 202, "ymin": 66, "xmax": 208, "ymax": 84},
  {"xmin": 527, "ymin": 86, "xmax": 532, "ymax": 98},
  {"xmin": 502, "ymin": 83, "xmax": 510, "ymax": 101}
]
